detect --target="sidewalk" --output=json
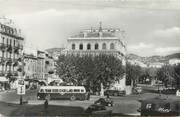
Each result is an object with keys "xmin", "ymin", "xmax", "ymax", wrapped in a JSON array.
[{"xmin": 0, "ymin": 89, "xmax": 16, "ymax": 94}]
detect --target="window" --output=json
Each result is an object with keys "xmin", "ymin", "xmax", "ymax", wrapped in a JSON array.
[
  {"xmin": 74, "ymin": 89, "xmax": 80, "ymax": 92},
  {"xmin": 102, "ymin": 43, "xmax": 106, "ymax": 50},
  {"xmin": 72, "ymin": 44, "xmax": 75, "ymax": 50},
  {"xmin": 87, "ymin": 43, "xmax": 91, "ymax": 50},
  {"xmin": 52, "ymin": 89, "xmax": 58, "ymax": 93},
  {"xmin": 110, "ymin": 43, "xmax": 115, "ymax": 49},
  {"xmin": 81, "ymin": 89, "xmax": 84, "ymax": 92},
  {"xmin": 79, "ymin": 44, "xmax": 83, "ymax": 50},
  {"xmin": 68, "ymin": 89, "xmax": 73, "ymax": 92},
  {"xmin": 95, "ymin": 43, "xmax": 99, "ymax": 50},
  {"xmin": 59, "ymin": 89, "xmax": 65, "ymax": 92},
  {"xmin": 45, "ymin": 89, "xmax": 51, "ymax": 93},
  {"xmin": 40, "ymin": 89, "xmax": 44, "ymax": 93}
]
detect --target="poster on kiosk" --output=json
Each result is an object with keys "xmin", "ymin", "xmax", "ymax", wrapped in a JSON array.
[{"xmin": 17, "ymin": 79, "xmax": 25, "ymax": 95}]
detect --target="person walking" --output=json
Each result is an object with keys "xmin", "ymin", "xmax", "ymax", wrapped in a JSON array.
[{"xmin": 44, "ymin": 99, "xmax": 48, "ymax": 114}]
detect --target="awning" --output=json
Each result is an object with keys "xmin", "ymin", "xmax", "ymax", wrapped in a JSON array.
[{"xmin": 0, "ymin": 77, "xmax": 9, "ymax": 82}]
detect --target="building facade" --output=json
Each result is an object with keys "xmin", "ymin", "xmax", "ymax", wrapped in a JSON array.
[
  {"xmin": 64, "ymin": 23, "xmax": 127, "ymax": 91},
  {"xmin": 0, "ymin": 17, "xmax": 24, "ymax": 90},
  {"xmin": 23, "ymin": 50, "xmax": 55, "ymax": 85},
  {"xmin": 24, "ymin": 54, "xmax": 38, "ymax": 80}
]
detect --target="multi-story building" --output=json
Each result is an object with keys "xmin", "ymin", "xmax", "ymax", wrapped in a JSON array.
[
  {"xmin": 36, "ymin": 50, "xmax": 55, "ymax": 84},
  {"xmin": 0, "ymin": 17, "xmax": 24, "ymax": 90},
  {"xmin": 64, "ymin": 23, "xmax": 127, "ymax": 91},
  {"xmin": 23, "ymin": 53, "xmax": 38, "ymax": 80},
  {"xmin": 46, "ymin": 48, "xmax": 65, "ymax": 60},
  {"xmin": 23, "ymin": 50, "xmax": 55, "ymax": 86},
  {"xmin": 65, "ymin": 24, "xmax": 126, "ymax": 60}
]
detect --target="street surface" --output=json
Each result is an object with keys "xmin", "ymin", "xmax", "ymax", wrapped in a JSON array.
[{"xmin": 0, "ymin": 85, "xmax": 179, "ymax": 116}]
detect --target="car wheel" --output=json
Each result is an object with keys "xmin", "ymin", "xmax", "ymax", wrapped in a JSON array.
[{"xmin": 70, "ymin": 96, "xmax": 76, "ymax": 101}]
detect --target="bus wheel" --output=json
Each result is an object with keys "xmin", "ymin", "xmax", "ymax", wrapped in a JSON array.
[{"xmin": 70, "ymin": 96, "xmax": 76, "ymax": 101}]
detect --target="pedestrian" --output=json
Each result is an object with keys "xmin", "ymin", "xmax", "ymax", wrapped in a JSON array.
[{"xmin": 44, "ymin": 99, "xmax": 48, "ymax": 113}]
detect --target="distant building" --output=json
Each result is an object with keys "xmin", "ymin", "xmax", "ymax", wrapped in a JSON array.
[
  {"xmin": 148, "ymin": 62, "xmax": 164, "ymax": 68},
  {"xmin": 24, "ymin": 54, "xmax": 38, "ymax": 80},
  {"xmin": 127, "ymin": 59, "xmax": 147, "ymax": 68},
  {"xmin": 0, "ymin": 17, "xmax": 24, "ymax": 90},
  {"xmin": 23, "ymin": 50, "xmax": 56, "ymax": 85},
  {"xmin": 64, "ymin": 23, "xmax": 127, "ymax": 91},
  {"xmin": 65, "ymin": 23, "xmax": 126, "ymax": 61},
  {"xmin": 36, "ymin": 51, "xmax": 55, "ymax": 83},
  {"xmin": 46, "ymin": 48, "xmax": 65, "ymax": 60},
  {"xmin": 169, "ymin": 58, "xmax": 180, "ymax": 65}
]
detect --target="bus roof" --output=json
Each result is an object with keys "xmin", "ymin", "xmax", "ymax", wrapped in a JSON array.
[{"xmin": 40, "ymin": 86, "xmax": 85, "ymax": 89}]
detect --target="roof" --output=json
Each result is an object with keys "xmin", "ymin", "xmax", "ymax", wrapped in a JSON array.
[
  {"xmin": 40, "ymin": 86, "xmax": 85, "ymax": 89},
  {"xmin": 71, "ymin": 32, "xmax": 116, "ymax": 38}
]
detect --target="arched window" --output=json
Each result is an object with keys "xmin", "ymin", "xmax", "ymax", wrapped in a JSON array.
[
  {"xmin": 79, "ymin": 44, "xmax": 83, "ymax": 50},
  {"xmin": 110, "ymin": 43, "xmax": 115, "ymax": 49},
  {"xmin": 87, "ymin": 43, "xmax": 91, "ymax": 50},
  {"xmin": 102, "ymin": 43, "xmax": 106, "ymax": 50},
  {"xmin": 95, "ymin": 43, "xmax": 99, "ymax": 50},
  {"xmin": 72, "ymin": 44, "xmax": 75, "ymax": 50}
]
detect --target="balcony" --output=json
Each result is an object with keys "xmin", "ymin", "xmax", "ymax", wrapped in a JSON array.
[
  {"xmin": 0, "ymin": 57, "xmax": 5, "ymax": 65},
  {"xmin": 0, "ymin": 43, "xmax": 6, "ymax": 52},
  {"xmin": 0, "ymin": 71, "xmax": 4, "ymax": 76},
  {"xmin": 12, "ymin": 71, "xmax": 18, "ymax": 76},
  {"xmin": 13, "ymin": 47, "xmax": 19, "ymax": 54},
  {"xmin": 6, "ymin": 45, "xmax": 13, "ymax": 53},
  {"xmin": 12, "ymin": 60, "xmax": 18, "ymax": 67},
  {"xmin": 5, "ymin": 58, "xmax": 12, "ymax": 66}
]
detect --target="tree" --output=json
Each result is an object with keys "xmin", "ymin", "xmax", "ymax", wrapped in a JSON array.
[
  {"xmin": 156, "ymin": 65, "xmax": 176, "ymax": 88},
  {"xmin": 56, "ymin": 54, "xmax": 125, "ymax": 93},
  {"xmin": 126, "ymin": 63, "xmax": 142, "ymax": 87}
]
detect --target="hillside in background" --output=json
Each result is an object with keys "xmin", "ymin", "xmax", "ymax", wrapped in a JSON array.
[
  {"xmin": 46, "ymin": 47, "xmax": 180, "ymax": 64},
  {"xmin": 127, "ymin": 53, "xmax": 180, "ymax": 64},
  {"xmin": 46, "ymin": 48, "xmax": 65, "ymax": 54}
]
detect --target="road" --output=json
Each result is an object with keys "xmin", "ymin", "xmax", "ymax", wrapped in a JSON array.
[
  {"xmin": 0, "ymin": 89, "xmax": 141, "ymax": 115},
  {"xmin": 0, "ymin": 85, "xmax": 178, "ymax": 116}
]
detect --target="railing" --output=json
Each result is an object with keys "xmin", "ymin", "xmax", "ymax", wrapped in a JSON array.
[
  {"xmin": 5, "ymin": 58, "xmax": 12, "ymax": 66},
  {"xmin": 0, "ymin": 43, "xmax": 6, "ymax": 52}
]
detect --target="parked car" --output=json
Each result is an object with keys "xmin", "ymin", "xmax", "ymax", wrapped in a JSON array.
[
  {"xmin": 104, "ymin": 89, "xmax": 125, "ymax": 96},
  {"xmin": 133, "ymin": 87, "xmax": 142, "ymax": 94},
  {"xmin": 94, "ymin": 98, "xmax": 113, "ymax": 107},
  {"xmin": 85, "ymin": 104, "xmax": 106, "ymax": 114},
  {"xmin": 85, "ymin": 104, "xmax": 112, "ymax": 116},
  {"xmin": 138, "ymin": 96, "xmax": 180, "ymax": 116}
]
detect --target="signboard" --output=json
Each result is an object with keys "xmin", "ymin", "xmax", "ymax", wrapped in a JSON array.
[{"xmin": 17, "ymin": 79, "xmax": 25, "ymax": 95}]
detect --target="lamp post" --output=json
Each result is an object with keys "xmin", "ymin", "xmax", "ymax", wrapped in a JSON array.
[{"xmin": 17, "ymin": 56, "xmax": 25, "ymax": 105}]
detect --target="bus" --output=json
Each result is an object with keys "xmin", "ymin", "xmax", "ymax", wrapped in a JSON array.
[{"xmin": 37, "ymin": 86, "xmax": 90, "ymax": 101}]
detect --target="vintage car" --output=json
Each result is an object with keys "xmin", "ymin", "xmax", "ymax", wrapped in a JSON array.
[
  {"xmin": 104, "ymin": 89, "xmax": 126, "ymax": 96},
  {"xmin": 133, "ymin": 86, "xmax": 142, "ymax": 94},
  {"xmin": 85, "ymin": 104, "xmax": 112, "ymax": 116},
  {"xmin": 138, "ymin": 96, "xmax": 180, "ymax": 116},
  {"xmin": 94, "ymin": 97, "xmax": 114, "ymax": 107}
]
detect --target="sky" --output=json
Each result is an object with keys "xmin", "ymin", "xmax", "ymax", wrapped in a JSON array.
[{"xmin": 0, "ymin": 0, "xmax": 180, "ymax": 57}]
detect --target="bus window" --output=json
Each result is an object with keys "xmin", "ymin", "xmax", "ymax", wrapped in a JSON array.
[
  {"xmin": 52, "ymin": 89, "xmax": 58, "ymax": 93},
  {"xmin": 81, "ymin": 89, "xmax": 84, "ymax": 93},
  {"xmin": 74, "ymin": 89, "xmax": 80, "ymax": 92},
  {"xmin": 40, "ymin": 89, "xmax": 44, "ymax": 93},
  {"xmin": 59, "ymin": 89, "xmax": 65, "ymax": 92},
  {"xmin": 69, "ymin": 89, "xmax": 73, "ymax": 92},
  {"xmin": 45, "ymin": 89, "xmax": 51, "ymax": 93}
]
